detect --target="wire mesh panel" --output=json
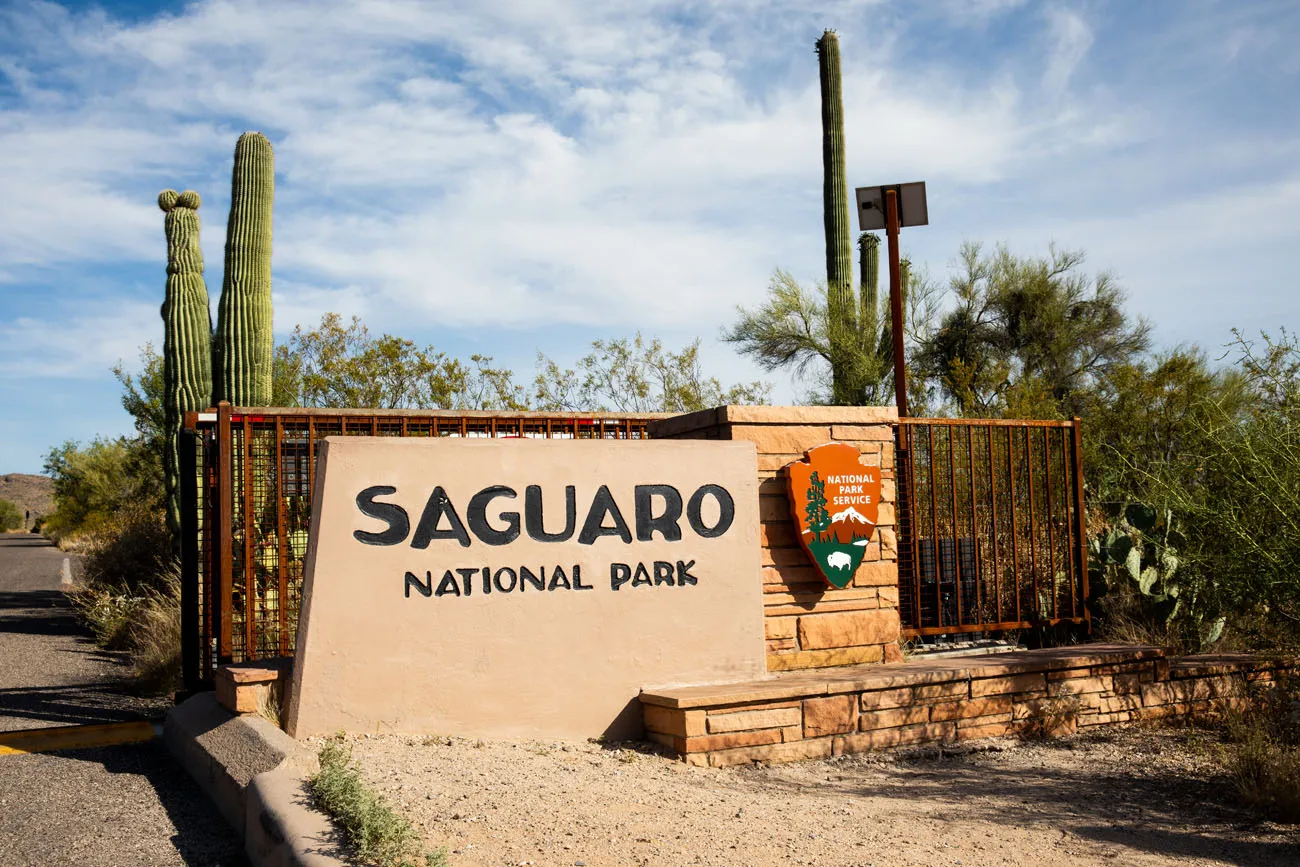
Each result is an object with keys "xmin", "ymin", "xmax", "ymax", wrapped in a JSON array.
[
  {"xmin": 896, "ymin": 418, "xmax": 1089, "ymax": 637},
  {"xmin": 181, "ymin": 405, "xmax": 662, "ymax": 688}
]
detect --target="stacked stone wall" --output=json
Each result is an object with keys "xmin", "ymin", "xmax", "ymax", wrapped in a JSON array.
[
  {"xmin": 641, "ymin": 647, "xmax": 1288, "ymax": 767},
  {"xmin": 649, "ymin": 406, "xmax": 902, "ymax": 671}
]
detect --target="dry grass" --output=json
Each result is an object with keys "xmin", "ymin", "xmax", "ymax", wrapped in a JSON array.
[
  {"xmin": 1218, "ymin": 670, "xmax": 1300, "ymax": 822},
  {"xmin": 1017, "ymin": 696, "xmax": 1081, "ymax": 741}
]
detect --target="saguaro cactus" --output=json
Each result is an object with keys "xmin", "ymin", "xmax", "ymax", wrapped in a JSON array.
[
  {"xmin": 159, "ymin": 189, "xmax": 213, "ymax": 540},
  {"xmin": 213, "ymin": 131, "xmax": 275, "ymax": 406},
  {"xmin": 816, "ymin": 30, "xmax": 856, "ymax": 405},
  {"xmin": 858, "ymin": 232, "xmax": 880, "ymax": 354}
]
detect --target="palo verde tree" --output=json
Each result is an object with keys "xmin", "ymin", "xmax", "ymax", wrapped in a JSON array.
[{"xmin": 914, "ymin": 242, "xmax": 1150, "ymax": 418}]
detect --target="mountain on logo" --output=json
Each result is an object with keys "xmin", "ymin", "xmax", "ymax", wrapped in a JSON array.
[{"xmin": 831, "ymin": 507, "xmax": 872, "ymax": 526}]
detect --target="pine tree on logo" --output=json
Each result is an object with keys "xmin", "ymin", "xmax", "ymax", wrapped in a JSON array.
[{"xmin": 805, "ymin": 471, "xmax": 831, "ymax": 542}]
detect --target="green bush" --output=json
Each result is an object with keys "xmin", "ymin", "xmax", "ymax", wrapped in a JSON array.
[
  {"xmin": 309, "ymin": 738, "xmax": 446, "ymax": 867},
  {"xmin": 0, "ymin": 498, "xmax": 21, "ymax": 531},
  {"xmin": 1130, "ymin": 332, "xmax": 1300, "ymax": 651}
]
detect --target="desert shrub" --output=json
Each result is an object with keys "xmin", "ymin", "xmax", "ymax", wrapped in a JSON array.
[
  {"xmin": 1017, "ymin": 696, "xmax": 1080, "ymax": 741},
  {"xmin": 1219, "ymin": 670, "xmax": 1300, "ymax": 821},
  {"xmin": 309, "ymin": 738, "xmax": 446, "ymax": 867},
  {"xmin": 0, "ymin": 498, "xmax": 21, "ymax": 531},
  {"xmin": 79, "ymin": 508, "xmax": 173, "ymax": 595}
]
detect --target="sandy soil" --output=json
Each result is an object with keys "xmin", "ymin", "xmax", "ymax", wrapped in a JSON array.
[{"xmin": 321, "ymin": 725, "xmax": 1298, "ymax": 867}]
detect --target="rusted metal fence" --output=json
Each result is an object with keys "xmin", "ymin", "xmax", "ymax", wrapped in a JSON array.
[
  {"xmin": 895, "ymin": 418, "xmax": 1089, "ymax": 637},
  {"xmin": 180, "ymin": 403, "xmax": 661, "ymax": 690}
]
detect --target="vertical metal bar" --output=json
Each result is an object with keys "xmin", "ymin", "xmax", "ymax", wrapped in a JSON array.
[
  {"xmin": 885, "ymin": 188, "xmax": 909, "ymax": 416},
  {"xmin": 1008, "ymin": 426, "xmax": 1021, "ymax": 625},
  {"xmin": 905, "ymin": 425, "xmax": 923, "ymax": 629},
  {"xmin": 1043, "ymin": 427, "xmax": 1058, "ymax": 621},
  {"xmin": 216, "ymin": 402, "xmax": 234, "ymax": 665},
  {"xmin": 179, "ymin": 420, "xmax": 200, "ymax": 693},
  {"xmin": 243, "ymin": 416, "xmax": 256, "ymax": 661},
  {"xmin": 927, "ymin": 424, "xmax": 941, "ymax": 626},
  {"xmin": 1025, "ymin": 426, "xmax": 1039, "ymax": 622},
  {"xmin": 275, "ymin": 418, "xmax": 289, "ymax": 656},
  {"xmin": 948, "ymin": 423, "xmax": 962, "ymax": 626},
  {"xmin": 1062, "ymin": 426, "xmax": 1078, "ymax": 620},
  {"xmin": 1071, "ymin": 417, "xmax": 1091, "ymax": 630},
  {"xmin": 988, "ymin": 422, "xmax": 1001, "ymax": 623},
  {"xmin": 967, "ymin": 424, "xmax": 980, "ymax": 624}
]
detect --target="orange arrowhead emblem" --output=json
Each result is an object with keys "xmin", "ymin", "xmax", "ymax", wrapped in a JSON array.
[{"xmin": 785, "ymin": 442, "xmax": 881, "ymax": 589}]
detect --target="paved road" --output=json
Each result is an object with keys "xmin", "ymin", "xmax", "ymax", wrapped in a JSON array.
[{"xmin": 0, "ymin": 534, "xmax": 247, "ymax": 866}]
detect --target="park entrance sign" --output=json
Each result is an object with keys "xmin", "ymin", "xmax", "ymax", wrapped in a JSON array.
[
  {"xmin": 785, "ymin": 443, "xmax": 881, "ymax": 589},
  {"xmin": 284, "ymin": 436, "xmax": 766, "ymax": 740}
]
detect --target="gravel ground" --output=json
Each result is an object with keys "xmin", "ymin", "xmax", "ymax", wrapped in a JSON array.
[
  {"xmin": 0, "ymin": 535, "xmax": 246, "ymax": 866},
  {"xmin": 331, "ymin": 726, "xmax": 1299, "ymax": 867}
]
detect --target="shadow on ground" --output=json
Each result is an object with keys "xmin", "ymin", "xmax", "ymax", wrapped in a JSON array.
[{"xmin": 749, "ymin": 736, "xmax": 1298, "ymax": 866}]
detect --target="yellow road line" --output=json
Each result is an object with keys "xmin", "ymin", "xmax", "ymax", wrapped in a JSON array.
[{"xmin": 0, "ymin": 720, "xmax": 161, "ymax": 756}]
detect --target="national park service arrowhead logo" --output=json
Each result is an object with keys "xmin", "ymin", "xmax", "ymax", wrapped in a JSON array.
[{"xmin": 785, "ymin": 443, "xmax": 881, "ymax": 589}]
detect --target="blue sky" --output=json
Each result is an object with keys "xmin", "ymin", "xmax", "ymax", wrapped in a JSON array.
[{"xmin": 1, "ymin": 0, "xmax": 1297, "ymax": 473}]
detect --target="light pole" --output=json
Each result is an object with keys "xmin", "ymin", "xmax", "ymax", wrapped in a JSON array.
[{"xmin": 855, "ymin": 181, "xmax": 928, "ymax": 417}]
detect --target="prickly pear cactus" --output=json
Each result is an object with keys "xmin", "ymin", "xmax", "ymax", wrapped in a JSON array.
[
  {"xmin": 213, "ymin": 131, "xmax": 275, "ymax": 406},
  {"xmin": 158, "ymin": 189, "xmax": 213, "ymax": 541}
]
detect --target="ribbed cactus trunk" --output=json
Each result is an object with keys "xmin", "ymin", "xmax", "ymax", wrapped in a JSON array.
[
  {"xmin": 213, "ymin": 132, "xmax": 275, "ymax": 406},
  {"xmin": 159, "ymin": 189, "xmax": 213, "ymax": 543},
  {"xmin": 858, "ymin": 232, "xmax": 880, "ymax": 354},
  {"xmin": 817, "ymin": 30, "xmax": 856, "ymax": 405}
]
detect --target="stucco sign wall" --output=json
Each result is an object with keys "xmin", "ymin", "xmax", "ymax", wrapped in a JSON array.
[{"xmin": 284, "ymin": 436, "xmax": 767, "ymax": 741}]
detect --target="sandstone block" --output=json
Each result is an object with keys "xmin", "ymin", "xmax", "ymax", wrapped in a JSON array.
[
  {"xmin": 707, "ymin": 736, "xmax": 834, "ymax": 767},
  {"xmin": 761, "ymin": 546, "xmax": 810, "ymax": 567},
  {"xmin": 831, "ymin": 425, "xmax": 896, "ymax": 442},
  {"xmin": 766, "ymin": 638, "xmax": 797, "ymax": 652},
  {"xmin": 803, "ymin": 695, "xmax": 856, "ymax": 737},
  {"xmin": 971, "ymin": 673, "xmax": 1046, "ymax": 697},
  {"xmin": 759, "ymin": 522, "xmax": 802, "ymax": 548},
  {"xmin": 877, "ymin": 526, "xmax": 898, "ymax": 559},
  {"xmin": 852, "ymin": 561, "xmax": 898, "ymax": 588},
  {"xmin": 883, "ymin": 642, "xmax": 903, "ymax": 664},
  {"xmin": 758, "ymin": 453, "xmax": 801, "ymax": 472},
  {"xmin": 915, "ymin": 680, "xmax": 969, "ymax": 702},
  {"xmin": 725, "ymin": 424, "xmax": 831, "ymax": 455},
  {"xmin": 860, "ymin": 687, "xmax": 913, "ymax": 711},
  {"xmin": 684, "ymin": 727, "xmax": 784, "ymax": 754},
  {"xmin": 707, "ymin": 707, "xmax": 802, "ymax": 734},
  {"xmin": 858, "ymin": 705, "xmax": 930, "ymax": 731},
  {"xmin": 643, "ymin": 705, "xmax": 706, "ymax": 738},
  {"xmin": 876, "ymin": 503, "xmax": 895, "ymax": 526},
  {"xmin": 880, "ymin": 478, "xmax": 896, "ymax": 504},
  {"xmin": 929, "ymin": 695, "xmax": 1010, "ymax": 722},
  {"xmin": 798, "ymin": 610, "xmax": 900, "ymax": 650},
  {"xmin": 1048, "ymin": 676, "xmax": 1108, "ymax": 697},
  {"xmin": 764, "ymin": 617, "xmax": 797, "ymax": 640},
  {"xmin": 768, "ymin": 645, "xmax": 883, "ymax": 671}
]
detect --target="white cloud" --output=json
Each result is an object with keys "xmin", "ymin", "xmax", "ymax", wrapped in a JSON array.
[
  {"xmin": 0, "ymin": 298, "xmax": 159, "ymax": 379},
  {"xmin": 1042, "ymin": 6, "xmax": 1094, "ymax": 97}
]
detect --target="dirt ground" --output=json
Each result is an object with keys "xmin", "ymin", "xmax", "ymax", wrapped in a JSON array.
[{"xmin": 323, "ymin": 724, "xmax": 1298, "ymax": 867}]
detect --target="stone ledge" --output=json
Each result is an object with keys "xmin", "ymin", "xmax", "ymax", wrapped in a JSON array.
[
  {"xmin": 649, "ymin": 405, "xmax": 898, "ymax": 439},
  {"xmin": 641, "ymin": 644, "xmax": 1290, "ymax": 767},
  {"xmin": 216, "ymin": 658, "xmax": 292, "ymax": 716}
]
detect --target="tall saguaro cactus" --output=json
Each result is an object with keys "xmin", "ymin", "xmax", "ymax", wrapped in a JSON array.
[
  {"xmin": 158, "ymin": 189, "xmax": 213, "ymax": 541},
  {"xmin": 816, "ymin": 30, "xmax": 856, "ymax": 405},
  {"xmin": 213, "ymin": 131, "xmax": 275, "ymax": 406}
]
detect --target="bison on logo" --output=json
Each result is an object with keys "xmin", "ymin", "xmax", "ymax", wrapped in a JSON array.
[{"xmin": 785, "ymin": 443, "xmax": 882, "ymax": 589}]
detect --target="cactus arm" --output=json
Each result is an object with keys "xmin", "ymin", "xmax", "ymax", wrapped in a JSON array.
[
  {"xmin": 159, "ymin": 189, "xmax": 213, "ymax": 542},
  {"xmin": 213, "ymin": 131, "xmax": 275, "ymax": 406}
]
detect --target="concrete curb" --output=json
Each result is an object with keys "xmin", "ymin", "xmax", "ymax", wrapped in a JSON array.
[{"xmin": 164, "ymin": 693, "xmax": 345, "ymax": 867}]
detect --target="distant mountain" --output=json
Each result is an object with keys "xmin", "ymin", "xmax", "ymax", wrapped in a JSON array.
[
  {"xmin": 0, "ymin": 474, "xmax": 55, "ymax": 531},
  {"xmin": 830, "ymin": 507, "xmax": 871, "ymax": 526}
]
